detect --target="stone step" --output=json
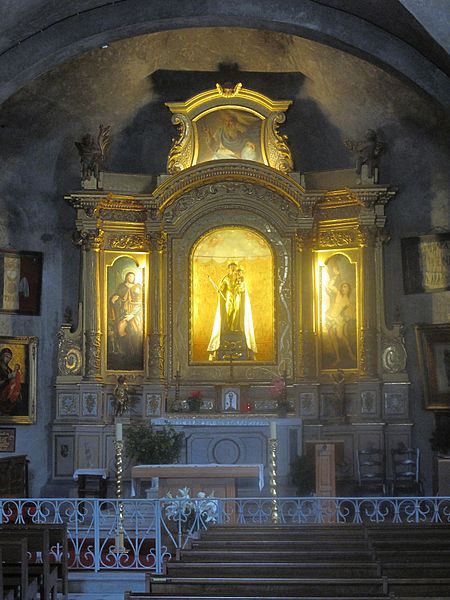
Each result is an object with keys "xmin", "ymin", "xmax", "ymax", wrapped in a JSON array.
[
  {"xmin": 165, "ymin": 562, "xmax": 380, "ymax": 578},
  {"xmin": 179, "ymin": 549, "xmax": 374, "ymax": 562},
  {"xmin": 148, "ymin": 576, "xmax": 386, "ymax": 597},
  {"xmin": 190, "ymin": 540, "xmax": 369, "ymax": 550}
]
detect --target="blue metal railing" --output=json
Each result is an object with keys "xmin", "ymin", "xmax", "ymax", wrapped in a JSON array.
[{"xmin": 1, "ymin": 496, "xmax": 450, "ymax": 572}]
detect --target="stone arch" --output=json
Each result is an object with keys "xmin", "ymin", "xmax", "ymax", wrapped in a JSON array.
[{"xmin": 0, "ymin": 1, "xmax": 448, "ymax": 107}]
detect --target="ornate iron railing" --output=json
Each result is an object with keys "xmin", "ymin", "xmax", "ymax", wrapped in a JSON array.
[{"xmin": 1, "ymin": 496, "xmax": 450, "ymax": 572}]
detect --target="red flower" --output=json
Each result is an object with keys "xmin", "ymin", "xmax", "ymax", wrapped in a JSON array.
[{"xmin": 270, "ymin": 377, "xmax": 285, "ymax": 397}]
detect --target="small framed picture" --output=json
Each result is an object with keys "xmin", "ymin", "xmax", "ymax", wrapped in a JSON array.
[
  {"xmin": 0, "ymin": 427, "xmax": 16, "ymax": 452},
  {"xmin": 0, "ymin": 250, "xmax": 43, "ymax": 315},
  {"xmin": 222, "ymin": 387, "xmax": 240, "ymax": 412}
]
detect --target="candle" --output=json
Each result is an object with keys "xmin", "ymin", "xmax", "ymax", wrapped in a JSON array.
[
  {"xmin": 270, "ymin": 421, "xmax": 277, "ymax": 440},
  {"xmin": 115, "ymin": 421, "xmax": 123, "ymax": 442}
]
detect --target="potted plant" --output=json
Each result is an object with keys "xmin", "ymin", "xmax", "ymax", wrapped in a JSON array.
[{"xmin": 125, "ymin": 424, "xmax": 184, "ymax": 464}]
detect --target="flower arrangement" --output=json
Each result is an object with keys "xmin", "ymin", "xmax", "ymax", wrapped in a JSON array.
[
  {"xmin": 187, "ymin": 390, "xmax": 202, "ymax": 412},
  {"xmin": 270, "ymin": 375, "xmax": 290, "ymax": 416}
]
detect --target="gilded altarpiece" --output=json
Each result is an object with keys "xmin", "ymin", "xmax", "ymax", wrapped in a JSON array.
[{"xmin": 52, "ymin": 84, "xmax": 411, "ymax": 494}]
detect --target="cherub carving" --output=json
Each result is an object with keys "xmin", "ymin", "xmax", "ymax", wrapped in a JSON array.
[
  {"xmin": 75, "ymin": 124, "xmax": 111, "ymax": 182},
  {"xmin": 344, "ymin": 129, "xmax": 384, "ymax": 181},
  {"xmin": 113, "ymin": 375, "xmax": 129, "ymax": 417}
]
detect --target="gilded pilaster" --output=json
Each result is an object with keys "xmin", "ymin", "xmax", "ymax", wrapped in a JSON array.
[
  {"xmin": 147, "ymin": 229, "xmax": 167, "ymax": 380},
  {"xmin": 74, "ymin": 227, "xmax": 103, "ymax": 379},
  {"xmin": 296, "ymin": 226, "xmax": 316, "ymax": 378},
  {"xmin": 358, "ymin": 225, "xmax": 378, "ymax": 378}
]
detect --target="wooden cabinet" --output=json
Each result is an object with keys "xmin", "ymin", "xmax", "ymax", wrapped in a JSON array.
[{"xmin": 0, "ymin": 455, "xmax": 29, "ymax": 497}]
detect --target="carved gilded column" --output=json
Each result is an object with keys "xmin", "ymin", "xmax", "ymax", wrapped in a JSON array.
[
  {"xmin": 147, "ymin": 230, "xmax": 166, "ymax": 380},
  {"xmin": 296, "ymin": 226, "xmax": 316, "ymax": 378},
  {"xmin": 358, "ymin": 225, "xmax": 378, "ymax": 378},
  {"xmin": 74, "ymin": 227, "xmax": 103, "ymax": 380}
]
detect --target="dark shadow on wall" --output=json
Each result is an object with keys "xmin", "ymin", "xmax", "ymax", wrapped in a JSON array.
[{"xmin": 111, "ymin": 63, "xmax": 351, "ymax": 175}]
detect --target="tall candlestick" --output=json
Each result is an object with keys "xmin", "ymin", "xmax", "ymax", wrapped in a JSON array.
[
  {"xmin": 270, "ymin": 421, "xmax": 277, "ymax": 440},
  {"xmin": 115, "ymin": 421, "xmax": 123, "ymax": 442}
]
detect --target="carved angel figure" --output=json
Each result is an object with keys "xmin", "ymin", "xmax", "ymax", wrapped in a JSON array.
[
  {"xmin": 344, "ymin": 129, "xmax": 384, "ymax": 179},
  {"xmin": 75, "ymin": 124, "xmax": 111, "ymax": 181}
]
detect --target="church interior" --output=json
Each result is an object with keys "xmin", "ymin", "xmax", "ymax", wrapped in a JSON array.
[{"xmin": 0, "ymin": 1, "xmax": 449, "ymax": 598}]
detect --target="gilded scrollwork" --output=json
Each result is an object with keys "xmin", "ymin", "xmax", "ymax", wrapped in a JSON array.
[
  {"xmin": 167, "ymin": 114, "xmax": 193, "ymax": 174},
  {"xmin": 84, "ymin": 331, "xmax": 102, "ymax": 377},
  {"xmin": 57, "ymin": 325, "xmax": 82, "ymax": 376},
  {"xmin": 148, "ymin": 333, "xmax": 165, "ymax": 380},
  {"xmin": 318, "ymin": 229, "xmax": 356, "ymax": 248},
  {"xmin": 382, "ymin": 339, "xmax": 407, "ymax": 374},
  {"xmin": 266, "ymin": 112, "xmax": 294, "ymax": 174},
  {"xmin": 109, "ymin": 234, "xmax": 146, "ymax": 250}
]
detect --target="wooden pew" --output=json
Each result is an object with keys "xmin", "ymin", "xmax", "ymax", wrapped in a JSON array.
[
  {"xmin": 1, "ymin": 524, "xmax": 68, "ymax": 600},
  {"xmin": 0, "ymin": 537, "xmax": 39, "ymax": 600}
]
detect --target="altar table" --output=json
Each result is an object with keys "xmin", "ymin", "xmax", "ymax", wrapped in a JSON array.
[{"xmin": 130, "ymin": 463, "xmax": 264, "ymax": 498}]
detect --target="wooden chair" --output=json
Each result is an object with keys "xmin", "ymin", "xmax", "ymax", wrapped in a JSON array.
[
  {"xmin": 356, "ymin": 447, "xmax": 387, "ymax": 496},
  {"xmin": 391, "ymin": 447, "xmax": 423, "ymax": 496}
]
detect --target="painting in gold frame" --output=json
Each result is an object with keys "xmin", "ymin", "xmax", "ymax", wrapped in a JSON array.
[
  {"xmin": 105, "ymin": 254, "xmax": 146, "ymax": 371},
  {"xmin": 416, "ymin": 323, "xmax": 450, "ymax": 410},
  {"xmin": 0, "ymin": 336, "xmax": 37, "ymax": 424},
  {"xmin": 195, "ymin": 108, "xmax": 264, "ymax": 165},
  {"xmin": 191, "ymin": 227, "xmax": 274, "ymax": 363},
  {"xmin": 317, "ymin": 251, "xmax": 358, "ymax": 371}
]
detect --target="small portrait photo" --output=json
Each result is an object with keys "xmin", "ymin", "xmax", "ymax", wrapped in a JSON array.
[{"xmin": 222, "ymin": 387, "xmax": 240, "ymax": 412}]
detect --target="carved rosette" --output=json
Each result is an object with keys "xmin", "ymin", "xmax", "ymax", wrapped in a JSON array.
[
  {"xmin": 84, "ymin": 331, "xmax": 102, "ymax": 378},
  {"xmin": 57, "ymin": 325, "xmax": 82, "ymax": 376},
  {"xmin": 73, "ymin": 228, "xmax": 104, "ymax": 250},
  {"xmin": 148, "ymin": 333, "xmax": 165, "ymax": 380},
  {"xmin": 167, "ymin": 113, "xmax": 193, "ymax": 174},
  {"xmin": 266, "ymin": 112, "xmax": 294, "ymax": 173}
]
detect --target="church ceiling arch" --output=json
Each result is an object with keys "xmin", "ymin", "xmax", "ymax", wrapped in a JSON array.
[{"xmin": 0, "ymin": 2, "xmax": 448, "ymax": 107}]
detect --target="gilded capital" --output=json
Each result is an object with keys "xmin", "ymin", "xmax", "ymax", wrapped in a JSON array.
[{"xmin": 73, "ymin": 228, "xmax": 104, "ymax": 250}]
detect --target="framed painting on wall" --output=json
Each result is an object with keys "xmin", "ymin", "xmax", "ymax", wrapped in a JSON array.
[
  {"xmin": 0, "ymin": 428, "xmax": 16, "ymax": 452},
  {"xmin": 0, "ymin": 250, "xmax": 43, "ymax": 315},
  {"xmin": 402, "ymin": 233, "xmax": 450, "ymax": 294},
  {"xmin": 416, "ymin": 323, "xmax": 450, "ymax": 410},
  {"xmin": 0, "ymin": 336, "xmax": 37, "ymax": 424}
]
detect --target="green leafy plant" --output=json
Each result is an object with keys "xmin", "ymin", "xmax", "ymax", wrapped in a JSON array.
[
  {"xmin": 290, "ymin": 454, "xmax": 315, "ymax": 496},
  {"xmin": 125, "ymin": 425, "xmax": 184, "ymax": 464}
]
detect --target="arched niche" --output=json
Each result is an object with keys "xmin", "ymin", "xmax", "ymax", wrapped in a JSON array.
[{"xmin": 190, "ymin": 226, "xmax": 275, "ymax": 364}]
